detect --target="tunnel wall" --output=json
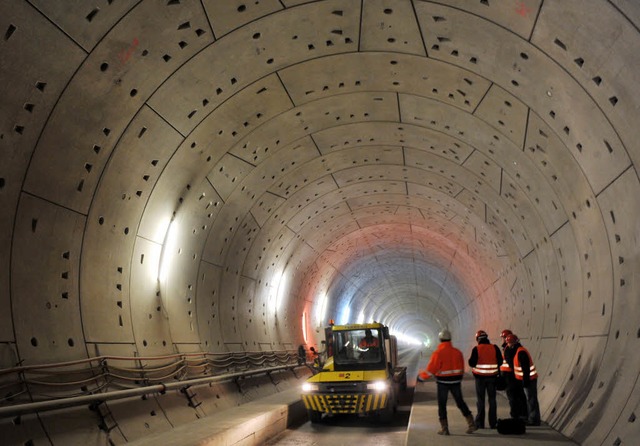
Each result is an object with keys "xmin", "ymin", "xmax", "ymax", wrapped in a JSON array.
[{"xmin": 1, "ymin": 1, "xmax": 640, "ymax": 445}]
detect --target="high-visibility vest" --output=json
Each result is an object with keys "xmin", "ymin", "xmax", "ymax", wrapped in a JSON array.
[
  {"xmin": 513, "ymin": 347, "xmax": 538, "ymax": 380},
  {"xmin": 359, "ymin": 337, "xmax": 379, "ymax": 348},
  {"xmin": 500, "ymin": 345, "xmax": 513, "ymax": 372},
  {"xmin": 472, "ymin": 344, "xmax": 499, "ymax": 376}
]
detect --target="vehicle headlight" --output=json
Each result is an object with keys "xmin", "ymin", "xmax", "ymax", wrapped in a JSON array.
[
  {"xmin": 366, "ymin": 381, "xmax": 388, "ymax": 392},
  {"xmin": 302, "ymin": 382, "xmax": 319, "ymax": 392}
]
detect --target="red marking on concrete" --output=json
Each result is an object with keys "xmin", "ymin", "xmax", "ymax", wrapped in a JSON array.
[
  {"xmin": 515, "ymin": 1, "xmax": 531, "ymax": 17},
  {"xmin": 119, "ymin": 37, "xmax": 140, "ymax": 65}
]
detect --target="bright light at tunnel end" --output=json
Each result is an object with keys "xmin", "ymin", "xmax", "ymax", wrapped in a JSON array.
[{"xmin": 392, "ymin": 331, "xmax": 424, "ymax": 346}]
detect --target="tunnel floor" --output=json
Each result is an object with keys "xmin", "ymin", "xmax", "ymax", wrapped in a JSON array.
[
  {"xmin": 267, "ymin": 378, "xmax": 579, "ymax": 445},
  {"xmin": 406, "ymin": 378, "xmax": 580, "ymax": 445},
  {"xmin": 266, "ymin": 393, "xmax": 413, "ymax": 446}
]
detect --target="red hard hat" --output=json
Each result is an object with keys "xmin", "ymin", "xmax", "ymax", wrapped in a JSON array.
[
  {"xmin": 475, "ymin": 330, "xmax": 488, "ymax": 339},
  {"xmin": 505, "ymin": 334, "xmax": 519, "ymax": 344},
  {"xmin": 500, "ymin": 329, "xmax": 513, "ymax": 338}
]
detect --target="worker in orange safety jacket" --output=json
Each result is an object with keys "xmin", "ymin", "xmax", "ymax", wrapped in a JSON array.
[
  {"xmin": 500, "ymin": 329, "xmax": 526, "ymax": 419},
  {"xmin": 508, "ymin": 334, "xmax": 541, "ymax": 426},
  {"xmin": 499, "ymin": 329, "xmax": 513, "ymax": 371},
  {"xmin": 358, "ymin": 329, "xmax": 379, "ymax": 348},
  {"xmin": 468, "ymin": 330, "xmax": 503, "ymax": 429},
  {"xmin": 417, "ymin": 329, "xmax": 477, "ymax": 435}
]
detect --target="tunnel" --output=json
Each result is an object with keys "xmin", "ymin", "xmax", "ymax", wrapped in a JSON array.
[{"xmin": 1, "ymin": 0, "xmax": 639, "ymax": 445}]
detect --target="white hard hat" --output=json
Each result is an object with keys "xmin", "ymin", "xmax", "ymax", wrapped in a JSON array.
[{"xmin": 439, "ymin": 329, "xmax": 451, "ymax": 341}]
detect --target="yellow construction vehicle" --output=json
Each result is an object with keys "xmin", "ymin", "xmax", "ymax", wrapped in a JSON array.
[{"xmin": 301, "ymin": 322, "xmax": 407, "ymax": 423}]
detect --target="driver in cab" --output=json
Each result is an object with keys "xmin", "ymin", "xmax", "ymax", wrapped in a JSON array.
[{"xmin": 359, "ymin": 329, "xmax": 379, "ymax": 350}]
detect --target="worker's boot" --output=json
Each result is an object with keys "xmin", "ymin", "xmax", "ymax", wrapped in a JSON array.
[
  {"xmin": 437, "ymin": 418, "xmax": 449, "ymax": 435},
  {"xmin": 465, "ymin": 414, "xmax": 478, "ymax": 434}
]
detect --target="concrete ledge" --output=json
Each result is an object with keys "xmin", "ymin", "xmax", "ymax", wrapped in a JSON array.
[
  {"xmin": 406, "ymin": 377, "xmax": 578, "ymax": 445},
  {"xmin": 127, "ymin": 388, "xmax": 305, "ymax": 446}
]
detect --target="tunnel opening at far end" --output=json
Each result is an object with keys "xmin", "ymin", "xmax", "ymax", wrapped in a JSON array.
[{"xmin": 297, "ymin": 221, "xmax": 518, "ymax": 357}]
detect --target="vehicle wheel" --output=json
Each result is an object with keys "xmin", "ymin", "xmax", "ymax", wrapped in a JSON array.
[
  {"xmin": 379, "ymin": 392, "xmax": 396, "ymax": 423},
  {"xmin": 308, "ymin": 409, "xmax": 322, "ymax": 424}
]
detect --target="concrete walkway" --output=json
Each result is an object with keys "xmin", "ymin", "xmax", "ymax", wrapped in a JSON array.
[
  {"xmin": 406, "ymin": 377, "xmax": 579, "ymax": 445},
  {"xmin": 126, "ymin": 388, "xmax": 305, "ymax": 446}
]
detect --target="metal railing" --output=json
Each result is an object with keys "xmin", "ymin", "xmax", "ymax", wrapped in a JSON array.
[{"xmin": 0, "ymin": 350, "xmax": 303, "ymax": 418}]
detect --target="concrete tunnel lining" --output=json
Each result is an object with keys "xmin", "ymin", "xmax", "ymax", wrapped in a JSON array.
[{"xmin": 1, "ymin": 0, "xmax": 640, "ymax": 445}]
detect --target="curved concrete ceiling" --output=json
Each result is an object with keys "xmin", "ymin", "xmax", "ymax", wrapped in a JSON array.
[{"xmin": 1, "ymin": 0, "xmax": 639, "ymax": 444}]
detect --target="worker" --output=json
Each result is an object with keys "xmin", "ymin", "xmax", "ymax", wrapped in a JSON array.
[
  {"xmin": 358, "ymin": 329, "xmax": 379, "ymax": 349},
  {"xmin": 417, "ymin": 329, "xmax": 477, "ymax": 435},
  {"xmin": 499, "ymin": 329, "xmax": 512, "ymax": 365},
  {"xmin": 500, "ymin": 329, "xmax": 525, "ymax": 419},
  {"xmin": 297, "ymin": 344, "xmax": 307, "ymax": 365},
  {"xmin": 499, "ymin": 329, "xmax": 514, "ymax": 393},
  {"xmin": 468, "ymin": 330, "xmax": 503, "ymax": 429},
  {"xmin": 507, "ymin": 334, "xmax": 541, "ymax": 426}
]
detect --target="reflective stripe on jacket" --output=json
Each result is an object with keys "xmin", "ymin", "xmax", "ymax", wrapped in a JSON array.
[
  {"xmin": 499, "ymin": 359, "xmax": 512, "ymax": 372},
  {"xmin": 422, "ymin": 341, "xmax": 465, "ymax": 383},
  {"xmin": 501, "ymin": 344, "xmax": 514, "ymax": 372},
  {"xmin": 472, "ymin": 344, "xmax": 499, "ymax": 376},
  {"xmin": 513, "ymin": 346, "xmax": 538, "ymax": 380}
]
